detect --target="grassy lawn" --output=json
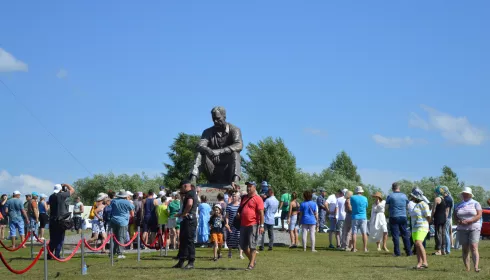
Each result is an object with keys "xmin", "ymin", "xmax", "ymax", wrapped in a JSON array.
[{"xmin": 1, "ymin": 233, "xmax": 489, "ymax": 279}]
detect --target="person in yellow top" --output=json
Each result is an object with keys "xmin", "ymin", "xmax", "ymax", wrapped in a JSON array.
[{"xmin": 156, "ymin": 196, "xmax": 170, "ymax": 249}]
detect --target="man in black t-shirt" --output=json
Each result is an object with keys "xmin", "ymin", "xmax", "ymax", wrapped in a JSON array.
[
  {"xmin": 173, "ymin": 180, "xmax": 198, "ymax": 269},
  {"xmin": 48, "ymin": 183, "xmax": 74, "ymax": 258},
  {"xmin": 442, "ymin": 186, "xmax": 454, "ymax": 255}
]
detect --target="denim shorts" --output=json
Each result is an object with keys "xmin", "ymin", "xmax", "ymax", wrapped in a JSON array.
[
  {"xmin": 351, "ymin": 219, "xmax": 367, "ymax": 234},
  {"xmin": 9, "ymin": 220, "xmax": 25, "ymax": 237}
]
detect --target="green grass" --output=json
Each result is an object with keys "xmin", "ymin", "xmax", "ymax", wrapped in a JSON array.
[{"xmin": 1, "ymin": 234, "xmax": 489, "ymax": 280}]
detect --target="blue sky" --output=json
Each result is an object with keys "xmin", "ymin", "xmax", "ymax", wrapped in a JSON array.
[{"xmin": 1, "ymin": 1, "xmax": 489, "ymax": 195}]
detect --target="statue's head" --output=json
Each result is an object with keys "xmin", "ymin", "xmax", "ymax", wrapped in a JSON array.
[{"xmin": 211, "ymin": 106, "xmax": 227, "ymax": 129}]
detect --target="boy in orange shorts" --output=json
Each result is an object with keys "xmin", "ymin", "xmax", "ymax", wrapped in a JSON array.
[{"xmin": 209, "ymin": 204, "xmax": 227, "ymax": 261}]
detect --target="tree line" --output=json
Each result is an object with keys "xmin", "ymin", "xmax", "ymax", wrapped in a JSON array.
[{"xmin": 74, "ymin": 133, "xmax": 490, "ymax": 209}]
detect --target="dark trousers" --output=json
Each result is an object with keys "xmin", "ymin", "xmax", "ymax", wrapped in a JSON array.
[
  {"xmin": 48, "ymin": 221, "xmax": 66, "ymax": 258},
  {"xmin": 260, "ymin": 224, "xmax": 274, "ymax": 248},
  {"xmin": 178, "ymin": 218, "xmax": 197, "ymax": 261},
  {"xmin": 434, "ymin": 224, "xmax": 446, "ymax": 251},
  {"xmin": 389, "ymin": 216, "xmax": 412, "ymax": 256}
]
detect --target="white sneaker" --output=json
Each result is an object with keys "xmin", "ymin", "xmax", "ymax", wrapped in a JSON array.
[{"xmin": 117, "ymin": 255, "xmax": 126, "ymax": 259}]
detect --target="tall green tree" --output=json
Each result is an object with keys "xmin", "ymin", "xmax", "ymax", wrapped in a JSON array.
[
  {"xmin": 242, "ymin": 137, "xmax": 298, "ymax": 195},
  {"xmin": 163, "ymin": 132, "xmax": 205, "ymax": 190},
  {"xmin": 329, "ymin": 151, "xmax": 361, "ymax": 183}
]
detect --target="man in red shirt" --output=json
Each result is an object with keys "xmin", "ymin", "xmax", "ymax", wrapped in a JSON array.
[{"xmin": 237, "ymin": 181, "xmax": 264, "ymax": 270}]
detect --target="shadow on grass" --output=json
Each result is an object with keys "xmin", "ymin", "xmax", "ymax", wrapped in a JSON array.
[{"xmin": 370, "ymin": 265, "xmax": 449, "ymax": 272}]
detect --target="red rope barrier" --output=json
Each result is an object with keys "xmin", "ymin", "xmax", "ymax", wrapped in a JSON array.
[
  {"xmin": 112, "ymin": 233, "xmax": 138, "ymax": 247},
  {"xmin": 84, "ymin": 236, "xmax": 111, "ymax": 252},
  {"xmin": 0, "ymin": 232, "xmax": 31, "ymax": 252},
  {"xmin": 0, "ymin": 248, "xmax": 44, "ymax": 274},
  {"xmin": 46, "ymin": 240, "xmax": 82, "ymax": 262},
  {"xmin": 139, "ymin": 232, "xmax": 161, "ymax": 249},
  {"xmin": 32, "ymin": 233, "xmax": 46, "ymax": 243}
]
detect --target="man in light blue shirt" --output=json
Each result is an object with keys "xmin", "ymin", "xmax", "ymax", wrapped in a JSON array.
[
  {"xmin": 259, "ymin": 188, "xmax": 279, "ymax": 251},
  {"xmin": 110, "ymin": 190, "xmax": 135, "ymax": 258},
  {"xmin": 386, "ymin": 182, "xmax": 412, "ymax": 257},
  {"xmin": 350, "ymin": 186, "xmax": 368, "ymax": 252}
]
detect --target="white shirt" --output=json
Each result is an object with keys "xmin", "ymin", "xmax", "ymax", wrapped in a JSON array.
[
  {"xmin": 326, "ymin": 194, "xmax": 338, "ymax": 218},
  {"xmin": 336, "ymin": 196, "xmax": 346, "ymax": 221},
  {"xmin": 407, "ymin": 201, "xmax": 416, "ymax": 216}
]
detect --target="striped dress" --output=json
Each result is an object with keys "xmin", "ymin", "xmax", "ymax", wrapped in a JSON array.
[{"xmin": 226, "ymin": 204, "xmax": 240, "ymax": 249}]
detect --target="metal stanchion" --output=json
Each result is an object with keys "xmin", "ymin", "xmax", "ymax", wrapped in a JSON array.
[
  {"xmin": 137, "ymin": 226, "xmax": 141, "ymax": 262},
  {"xmin": 30, "ymin": 227, "xmax": 34, "ymax": 260},
  {"xmin": 110, "ymin": 230, "xmax": 114, "ymax": 266},
  {"xmin": 81, "ymin": 231, "xmax": 86, "ymax": 275},
  {"xmin": 43, "ymin": 239, "xmax": 48, "ymax": 280},
  {"xmin": 164, "ymin": 229, "xmax": 168, "ymax": 257}
]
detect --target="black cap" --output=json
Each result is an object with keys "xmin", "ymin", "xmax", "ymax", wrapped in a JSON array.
[{"xmin": 180, "ymin": 179, "xmax": 194, "ymax": 187}]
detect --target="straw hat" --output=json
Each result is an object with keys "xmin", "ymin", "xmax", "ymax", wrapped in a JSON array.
[{"xmin": 372, "ymin": 192, "xmax": 383, "ymax": 200}]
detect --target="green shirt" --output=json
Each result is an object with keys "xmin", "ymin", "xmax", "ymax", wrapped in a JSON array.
[
  {"xmin": 168, "ymin": 199, "xmax": 181, "ymax": 219},
  {"xmin": 281, "ymin": 193, "xmax": 291, "ymax": 212}
]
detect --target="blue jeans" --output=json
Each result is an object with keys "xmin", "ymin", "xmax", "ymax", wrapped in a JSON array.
[
  {"xmin": 389, "ymin": 216, "xmax": 412, "ymax": 256},
  {"xmin": 29, "ymin": 218, "xmax": 39, "ymax": 234},
  {"xmin": 444, "ymin": 220, "xmax": 452, "ymax": 253}
]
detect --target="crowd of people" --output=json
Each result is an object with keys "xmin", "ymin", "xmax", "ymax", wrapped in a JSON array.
[{"xmin": 0, "ymin": 180, "xmax": 487, "ymax": 272}]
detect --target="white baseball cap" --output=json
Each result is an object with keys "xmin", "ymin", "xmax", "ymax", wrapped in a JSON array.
[
  {"xmin": 53, "ymin": 184, "xmax": 62, "ymax": 193},
  {"xmin": 126, "ymin": 191, "xmax": 134, "ymax": 196},
  {"xmin": 13, "ymin": 190, "xmax": 21, "ymax": 195}
]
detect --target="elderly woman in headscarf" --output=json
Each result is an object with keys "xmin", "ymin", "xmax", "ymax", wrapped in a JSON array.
[
  {"xmin": 409, "ymin": 187, "xmax": 431, "ymax": 269},
  {"xmin": 440, "ymin": 186, "xmax": 454, "ymax": 254},
  {"xmin": 453, "ymin": 187, "xmax": 482, "ymax": 272},
  {"xmin": 431, "ymin": 186, "xmax": 447, "ymax": 256}
]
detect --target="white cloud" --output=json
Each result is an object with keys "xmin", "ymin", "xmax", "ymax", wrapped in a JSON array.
[
  {"xmin": 0, "ymin": 48, "xmax": 28, "ymax": 72},
  {"xmin": 372, "ymin": 134, "xmax": 427, "ymax": 148},
  {"xmin": 304, "ymin": 128, "xmax": 328, "ymax": 139},
  {"xmin": 56, "ymin": 68, "xmax": 68, "ymax": 79},
  {"xmin": 0, "ymin": 170, "xmax": 53, "ymax": 196},
  {"xmin": 410, "ymin": 105, "xmax": 487, "ymax": 145}
]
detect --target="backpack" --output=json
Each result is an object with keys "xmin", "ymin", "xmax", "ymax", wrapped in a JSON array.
[{"xmin": 89, "ymin": 202, "xmax": 96, "ymax": 219}]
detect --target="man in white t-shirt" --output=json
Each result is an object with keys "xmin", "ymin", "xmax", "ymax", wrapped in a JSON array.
[
  {"xmin": 326, "ymin": 192, "xmax": 338, "ymax": 249},
  {"xmin": 335, "ymin": 189, "xmax": 347, "ymax": 248}
]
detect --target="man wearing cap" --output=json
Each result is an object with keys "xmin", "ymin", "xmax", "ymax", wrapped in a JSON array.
[
  {"xmin": 238, "ymin": 181, "xmax": 264, "ymax": 270},
  {"xmin": 259, "ymin": 181, "xmax": 269, "ymax": 201},
  {"xmin": 350, "ymin": 186, "xmax": 368, "ymax": 252},
  {"xmin": 109, "ymin": 190, "xmax": 135, "ymax": 259},
  {"xmin": 386, "ymin": 182, "xmax": 412, "ymax": 257},
  {"xmin": 173, "ymin": 180, "xmax": 198, "ymax": 269},
  {"xmin": 4, "ymin": 191, "xmax": 30, "ymax": 249},
  {"xmin": 48, "ymin": 183, "xmax": 75, "ymax": 258},
  {"xmin": 316, "ymin": 188, "xmax": 327, "ymax": 232},
  {"xmin": 189, "ymin": 106, "xmax": 243, "ymax": 186}
]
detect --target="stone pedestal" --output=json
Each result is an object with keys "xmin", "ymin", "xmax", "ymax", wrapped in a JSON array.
[{"xmin": 198, "ymin": 183, "xmax": 241, "ymax": 204}]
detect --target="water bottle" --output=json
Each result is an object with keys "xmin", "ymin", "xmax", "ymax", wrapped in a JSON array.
[{"xmin": 82, "ymin": 263, "xmax": 87, "ymax": 275}]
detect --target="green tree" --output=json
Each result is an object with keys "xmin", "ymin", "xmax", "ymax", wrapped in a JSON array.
[
  {"xmin": 329, "ymin": 151, "xmax": 361, "ymax": 183},
  {"xmin": 242, "ymin": 137, "xmax": 298, "ymax": 195},
  {"xmin": 163, "ymin": 132, "xmax": 205, "ymax": 190},
  {"xmin": 73, "ymin": 172, "xmax": 164, "ymax": 204}
]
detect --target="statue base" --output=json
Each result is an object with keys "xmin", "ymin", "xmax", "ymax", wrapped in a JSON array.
[{"xmin": 197, "ymin": 183, "xmax": 241, "ymax": 204}]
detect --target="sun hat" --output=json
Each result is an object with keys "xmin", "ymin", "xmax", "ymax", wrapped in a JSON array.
[
  {"xmin": 53, "ymin": 184, "xmax": 62, "ymax": 194},
  {"xmin": 410, "ymin": 187, "xmax": 429, "ymax": 203},
  {"xmin": 13, "ymin": 190, "xmax": 21, "ymax": 195},
  {"xmin": 355, "ymin": 186, "xmax": 364, "ymax": 193},
  {"xmin": 372, "ymin": 192, "xmax": 383, "ymax": 200},
  {"xmin": 126, "ymin": 191, "xmax": 134, "ymax": 196},
  {"xmin": 116, "ymin": 189, "xmax": 128, "ymax": 198},
  {"xmin": 460, "ymin": 187, "xmax": 473, "ymax": 197},
  {"xmin": 342, "ymin": 189, "xmax": 348, "ymax": 196},
  {"xmin": 96, "ymin": 193, "xmax": 107, "ymax": 202}
]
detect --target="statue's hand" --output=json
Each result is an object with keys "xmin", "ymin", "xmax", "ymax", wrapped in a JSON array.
[
  {"xmin": 210, "ymin": 149, "xmax": 221, "ymax": 157},
  {"xmin": 212, "ymin": 155, "xmax": 220, "ymax": 164}
]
